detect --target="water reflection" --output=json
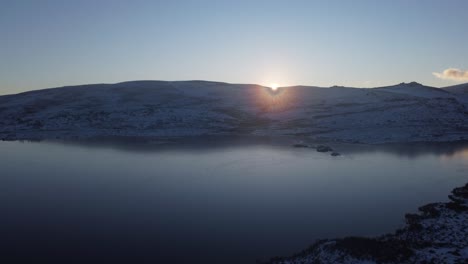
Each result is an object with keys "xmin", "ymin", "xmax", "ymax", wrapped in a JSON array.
[
  {"xmin": 339, "ymin": 141, "xmax": 468, "ymax": 159},
  {"xmin": 38, "ymin": 136, "xmax": 468, "ymax": 158}
]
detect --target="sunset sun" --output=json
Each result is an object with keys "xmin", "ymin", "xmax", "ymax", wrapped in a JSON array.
[{"xmin": 269, "ymin": 83, "xmax": 279, "ymax": 91}]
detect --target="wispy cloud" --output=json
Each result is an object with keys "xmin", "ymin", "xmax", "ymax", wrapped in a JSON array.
[{"xmin": 433, "ymin": 68, "xmax": 468, "ymax": 81}]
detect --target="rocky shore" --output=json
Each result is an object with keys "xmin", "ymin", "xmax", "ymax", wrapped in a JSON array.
[{"xmin": 266, "ymin": 183, "xmax": 468, "ymax": 264}]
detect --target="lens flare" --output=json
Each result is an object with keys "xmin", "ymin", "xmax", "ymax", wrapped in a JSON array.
[{"xmin": 251, "ymin": 83, "xmax": 295, "ymax": 113}]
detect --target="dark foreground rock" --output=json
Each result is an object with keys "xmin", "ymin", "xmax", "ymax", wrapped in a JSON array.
[{"xmin": 265, "ymin": 183, "xmax": 468, "ymax": 264}]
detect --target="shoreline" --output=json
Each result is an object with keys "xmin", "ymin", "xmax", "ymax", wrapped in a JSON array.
[{"xmin": 2, "ymin": 131, "xmax": 468, "ymax": 144}]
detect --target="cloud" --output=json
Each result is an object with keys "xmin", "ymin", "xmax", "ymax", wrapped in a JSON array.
[{"xmin": 433, "ymin": 68, "xmax": 468, "ymax": 81}]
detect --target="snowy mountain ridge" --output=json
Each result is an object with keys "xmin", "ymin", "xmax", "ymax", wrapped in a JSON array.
[{"xmin": 1, "ymin": 81, "xmax": 467, "ymax": 144}]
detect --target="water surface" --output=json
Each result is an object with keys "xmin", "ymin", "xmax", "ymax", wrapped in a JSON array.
[{"xmin": 0, "ymin": 138, "xmax": 467, "ymax": 263}]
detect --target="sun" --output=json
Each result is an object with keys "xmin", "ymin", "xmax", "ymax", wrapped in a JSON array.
[{"xmin": 269, "ymin": 83, "xmax": 279, "ymax": 91}]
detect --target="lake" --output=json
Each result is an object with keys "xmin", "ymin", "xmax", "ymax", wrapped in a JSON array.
[{"xmin": 0, "ymin": 138, "xmax": 467, "ymax": 263}]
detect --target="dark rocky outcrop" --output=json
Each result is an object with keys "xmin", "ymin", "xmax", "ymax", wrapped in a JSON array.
[
  {"xmin": 316, "ymin": 145, "xmax": 333, "ymax": 152},
  {"xmin": 265, "ymin": 183, "xmax": 468, "ymax": 264}
]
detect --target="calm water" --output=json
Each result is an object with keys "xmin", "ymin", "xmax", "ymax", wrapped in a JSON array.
[{"xmin": 0, "ymin": 138, "xmax": 467, "ymax": 263}]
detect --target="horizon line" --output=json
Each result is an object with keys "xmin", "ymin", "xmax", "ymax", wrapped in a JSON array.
[{"xmin": 1, "ymin": 79, "xmax": 467, "ymax": 96}]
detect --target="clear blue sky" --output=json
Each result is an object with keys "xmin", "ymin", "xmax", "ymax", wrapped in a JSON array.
[{"xmin": 1, "ymin": 0, "xmax": 468, "ymax": 94}]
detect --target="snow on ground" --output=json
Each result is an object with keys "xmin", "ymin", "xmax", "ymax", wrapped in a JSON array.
[{"xmin": 0, "ymin": 81, "xmax": 467, "ymax": 144}]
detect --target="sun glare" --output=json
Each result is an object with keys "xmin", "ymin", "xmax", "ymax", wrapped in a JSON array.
[{"xmin": 270, "ymin": 83, "xmax": 279, "ymax": 91}]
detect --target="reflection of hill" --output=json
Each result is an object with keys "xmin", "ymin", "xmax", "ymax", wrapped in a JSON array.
[
  {"xmin": 341, "ymin": 141, "xmax": 468, "ymax": 159},
  {"xmin": 37, "ymin": 136, "xmax": 468, "ymax": 159}
]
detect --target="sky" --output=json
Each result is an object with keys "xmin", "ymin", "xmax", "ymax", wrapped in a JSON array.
[{"xmin": 1, "ymin": 0, "xmax": 468, "ymax": 95}]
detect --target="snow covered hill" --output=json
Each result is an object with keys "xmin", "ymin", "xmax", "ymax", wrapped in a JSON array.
[{"xmin": 0, "ymin": 81, "xmax": 467, "ymax": 143}]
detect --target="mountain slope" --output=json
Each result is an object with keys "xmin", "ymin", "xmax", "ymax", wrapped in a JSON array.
[{"xmin": 1, "ymin": 81, "xmax": 467, "ymax": 143}]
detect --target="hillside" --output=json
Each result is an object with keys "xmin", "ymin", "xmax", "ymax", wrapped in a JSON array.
[{"xmin": 1, "ymin": 81, "xmax": 467, "ymax": 144}]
